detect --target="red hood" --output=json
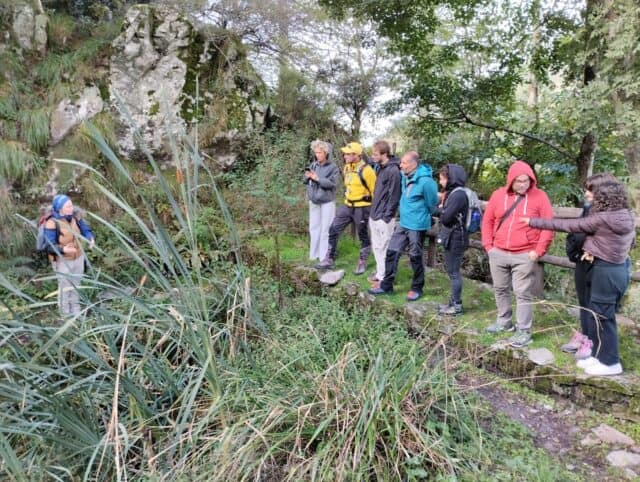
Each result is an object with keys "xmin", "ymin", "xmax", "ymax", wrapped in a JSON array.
[{"xmin": 506, "ymin": 160, "xmax": 537, "ymax": 191}]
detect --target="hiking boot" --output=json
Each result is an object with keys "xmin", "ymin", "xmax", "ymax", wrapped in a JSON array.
[
  {"xmin": 406, "ymin": 290, "xmax": 422, "ymax": 302},
  {"xmin": 574, "ymin": 338, "xmax": 593, "ymax": 360},
  {"xmin": 485, "ymin": 322, "xmax": 515, "ymax": 334},
  {"xmin": 315, "ymin": 257, "xmax": 334, "ymax": 270},
  {"xmin": 353, "ymin": 259, "xmax": 366, "ymax": 275},
  {"xmin": 561, "ymin": 331, "xmax": 586, "ymax": 353},
  {"xmin": 368, "ymin": 286, "xmax": 393, "ymax": 296},
  {"xmin": 439, "ymin": 303, "xmax": 463, "ymax": 316},
  {"xmin": 584, "ymin": 360, "xmax": 622, "ymax": 376},
  {"xmin": 508, "ymin": 330, "xmax": 532, "ymax": 348}
]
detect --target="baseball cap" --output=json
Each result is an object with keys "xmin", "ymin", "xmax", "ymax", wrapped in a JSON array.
[{"xmin": 340, "ymin": 142, "xmax": 363, "ymax": 155}]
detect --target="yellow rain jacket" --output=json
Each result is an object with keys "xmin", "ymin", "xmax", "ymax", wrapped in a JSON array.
[{"xmin": 343, "ymin": 160, "xmax": 377, "ymax": 207}]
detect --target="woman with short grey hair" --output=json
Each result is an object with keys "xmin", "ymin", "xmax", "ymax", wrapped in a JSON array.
[{"xmin": 304, "ymin": 140, "xmax": 339, "ymax": 261}]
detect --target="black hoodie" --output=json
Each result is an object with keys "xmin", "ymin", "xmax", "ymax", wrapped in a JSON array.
[
  {"xmin": 370, "ymin": 156, "xmax": 401, "ymax": 222},
  {"xmin": 433, "ymin": 164, "xmax": 469, "ymax": 249}
]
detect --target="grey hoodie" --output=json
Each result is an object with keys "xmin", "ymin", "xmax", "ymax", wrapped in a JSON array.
[{"xmin": 304, "ymin": 159, "xmax": 340, "ymax": 205}]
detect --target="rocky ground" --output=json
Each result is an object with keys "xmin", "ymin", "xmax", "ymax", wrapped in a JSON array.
[{"xmin": 459, "ymin": 372, "xmax": 640, "ymax": 481}]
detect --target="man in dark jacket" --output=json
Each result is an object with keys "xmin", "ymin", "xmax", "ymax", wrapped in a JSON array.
[
  {"xmin": 433, "ymin": 164, "xmax": 469, "ymax": 315},
  {"xmin": 368, "ymin": 140, "xmax": 401, "ymax": 283}
]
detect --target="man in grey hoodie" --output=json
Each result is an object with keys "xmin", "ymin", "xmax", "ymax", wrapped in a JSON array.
[
  {"xmin": 368, "ymin": 140, "xmax": 401, "ymax": 283},
  {"xmin": 304, "ymin": 140, "xmax": 340, "ymax": 261}
]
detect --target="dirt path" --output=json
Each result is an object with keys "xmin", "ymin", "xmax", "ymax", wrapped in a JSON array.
[{"xmin": 458, "ymin": 373, "xmax": 629, "ymax": 481}]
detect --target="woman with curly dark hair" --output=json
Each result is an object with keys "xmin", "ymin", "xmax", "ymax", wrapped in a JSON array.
[
  {"xmin": 562, "ymin": 172, "xmax": 615, "ymax": 359},
  {"xmin": 522, "ymin": 177, "xmax": 636, "ymax": 376}
]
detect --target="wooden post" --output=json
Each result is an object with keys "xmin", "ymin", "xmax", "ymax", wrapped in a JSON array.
[{"xmin": 425, "ymin": 227, "xmax": 438, "ymax": 267}]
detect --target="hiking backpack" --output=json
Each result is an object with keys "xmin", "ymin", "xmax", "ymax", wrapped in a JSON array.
[
  {"xmin": 36, "ymin": 216, "xmax": 59, "ymax": 252},
  {"xmin": 452, "ymin": 187, "xmax": 482, "ymax": 233}
]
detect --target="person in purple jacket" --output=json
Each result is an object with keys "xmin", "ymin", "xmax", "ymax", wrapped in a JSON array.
[{"xmin": 523, "ymin": 178, "xmax": 636, "ymax": 376}]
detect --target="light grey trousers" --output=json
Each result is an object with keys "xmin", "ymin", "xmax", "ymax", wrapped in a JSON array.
[
  {"xmin": 309, "ymin": 201, "xmax": 336, "ymax": 261},
  {"xmin": 488, "ymin": 248, "xmax": 542, "ymax": 331},
  {"xmin": 53, "ymin": 255, "xmax": 85, "ymax": 316}
]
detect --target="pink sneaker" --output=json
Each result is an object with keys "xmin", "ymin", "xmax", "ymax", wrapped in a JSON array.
[
  {"xmin": 561, "ymin": 331, "xmax": 586, "ymax": 353},
  {"xmin": 574, "ymin": 338, "xmax": 593, "ymax": 360}
]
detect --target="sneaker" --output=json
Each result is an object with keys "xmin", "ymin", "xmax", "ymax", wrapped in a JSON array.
[
  {"xmin": 576, "ymin": 356, "xmax": 598, "ymax": 369},
  {"xmin": 367, "ymin": 273, "xmax": 380, "ymax": 283},
  {"xmin": 315, "ymin": 257, "xmax": 334, "ymax": 270},
  {"xmin": 406, "ymin": 290, "xmax": 422, "ymax": 301},
  {"xmin": 561, "ymin": 331, "xmax": 586, "ymax": 353},
  {"xmin": 439, "ymin": 303, "xmax": 463, "ymax": 316},
  {"xmin": 486, "ymin": 322, "xmax": 515, "ymax": 334},
  {"xmin": 574, "ymin": 338, "xmax": 593, "ymax": 360},
  {"xmin": 508, "ymin": 330, "xmax": 532, "ymax": 348},
  {"xmin": 368, "ymin": 287, "xmax": 393, "ymax": 296},
  {"xmin": 584, "ymin": 360, "xmax": 623, "ymax": 376},
  {"xmin": 354, "ymin": 259, "xmax": 366, "ymax": 275}
]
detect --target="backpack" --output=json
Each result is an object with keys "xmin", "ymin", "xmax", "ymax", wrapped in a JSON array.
[
  {"xmin": 36, "ymin": 216, "xmax": 60, "ymax": 252},
  {"xmin": 452, "ymin": 187, "xmax": 482, "ymax": 233}
]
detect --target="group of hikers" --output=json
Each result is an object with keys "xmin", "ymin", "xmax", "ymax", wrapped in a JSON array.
[
  {"xmin": 304, "ymin": 140, "xmax": 636, "ymax": 376},
  {"xmin": 35, "ymin": 141, "xmax": 635, "ymax": 378}
]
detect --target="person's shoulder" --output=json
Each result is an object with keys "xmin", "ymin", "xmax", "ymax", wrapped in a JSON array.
[{"xmin": 44, "ymin": 218, "xmax": 57, "ymax": 229}]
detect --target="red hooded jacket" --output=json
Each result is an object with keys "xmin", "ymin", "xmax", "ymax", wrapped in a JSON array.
[{"xmin": 481, "ymin": 161, "xmax": 554, "ymax": 257}]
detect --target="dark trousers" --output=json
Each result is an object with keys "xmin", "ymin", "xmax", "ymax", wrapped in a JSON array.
[
  {"xmin": 574, "ymin": 260, "xmax": 593, "ymax": 335},
  {"xmin": 588, "ymin": 260, "xmax": 629, "ymax": 365},
  {"xmin": 381, "ymin": 226, "xmax": 426, "ymax": 293},
  {"xmin": 327, "ymin": 204, "xmax": 371, "ymax": 261},
  {"xmin": 444, "ymin": 245, "xmax": 465, "ymax": 305}
]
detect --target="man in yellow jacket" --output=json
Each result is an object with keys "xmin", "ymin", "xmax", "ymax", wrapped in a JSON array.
[{"xmin": 316, "ymin": 142, "xmax": 377, "ymax": 274}]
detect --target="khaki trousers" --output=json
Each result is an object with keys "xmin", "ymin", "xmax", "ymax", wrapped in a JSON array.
[{"xmin": 488, "ymin": 248, "xmax": 542, "ymax": 331}]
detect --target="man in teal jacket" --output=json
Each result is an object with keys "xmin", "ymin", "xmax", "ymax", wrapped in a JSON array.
[{"xmin": 369, "ymin": 151, "xmax": 439, "ymax": 301}]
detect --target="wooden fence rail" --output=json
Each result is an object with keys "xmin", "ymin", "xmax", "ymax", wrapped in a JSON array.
[{"xmin": 424, "ymin": 201, "xmax": 640, "ymax": 282}]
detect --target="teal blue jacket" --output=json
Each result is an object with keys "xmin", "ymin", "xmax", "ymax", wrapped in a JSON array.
[{"xmin": 399, "ymin": 163, "xmax": 439, "ymax": 231}]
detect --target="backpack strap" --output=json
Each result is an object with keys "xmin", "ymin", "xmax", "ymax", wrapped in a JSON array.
[
  {"xmin": 357, "ymin": 164, "xmax": 372, "ymax": 197},
  {"xmin": 495, "ymin": 194, "xmax": 523, "ymax": 233},
  {"xmin": 448, "ymin": 187, "xmax": 468, "ymax": 229}
]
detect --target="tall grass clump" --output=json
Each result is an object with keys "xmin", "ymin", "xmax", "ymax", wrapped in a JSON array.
[
  {"xmin": 17, "ymin": 108, "xmax": 50, "ymax": 153},
  {"xmin": 194, "ymin": 297, "xmax": 486, "ymax": 480},
  {"xmin": 0, "ymin": 140, "xmax": 37, "ymax": 181}
]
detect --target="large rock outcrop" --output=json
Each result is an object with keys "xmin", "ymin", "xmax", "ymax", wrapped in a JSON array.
[
  {"xmin": 11, "ymin": 1, "xmax": 47, "ymax": 54},
  {"xmin": 109, "ymin": 4, "xmax": 264, "ymax": 163},
  {"xmin": 109, "ymin": 5, "xmax": 191, "ymax": 157}
]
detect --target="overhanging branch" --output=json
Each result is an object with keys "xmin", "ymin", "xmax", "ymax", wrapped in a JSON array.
[{"xmin": 457, "ymin": 107, "xmax": 574, "ymax": 160}]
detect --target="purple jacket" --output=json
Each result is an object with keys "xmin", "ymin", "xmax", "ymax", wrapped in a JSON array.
[{"xmin": 529, "ymin": 209, "xmax": 635, "ymax": 264}]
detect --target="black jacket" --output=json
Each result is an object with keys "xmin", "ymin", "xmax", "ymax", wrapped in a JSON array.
[
  {"xmin": 433, "ymin": 164, "xmax": 469, "ymax": 250},
  {"xmin": 565, "ymin": 203, "xmax": 590, "ymax": 262},
  {"xmin": 369, "ymin": 156, "xmax": 401, "ymax": 222}
]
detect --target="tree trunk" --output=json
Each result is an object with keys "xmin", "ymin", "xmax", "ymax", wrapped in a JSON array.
[
  {"xmin": 624, "ymin": 141, "xmax": 640, "ymax": 210},
  {"xmin": 576, "ymin": 133, "xmax": 596, "ymax": 186}
]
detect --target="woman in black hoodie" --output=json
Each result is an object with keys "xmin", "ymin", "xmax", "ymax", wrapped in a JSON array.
[{"xmin": 434, "ymin": 164, "xmax": 469, "ymax": 315}]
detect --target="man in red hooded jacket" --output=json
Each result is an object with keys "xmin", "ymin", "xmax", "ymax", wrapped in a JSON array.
[{"xmin": 481, "ymin": 160, "xmax": 554, "ymax": 347}]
